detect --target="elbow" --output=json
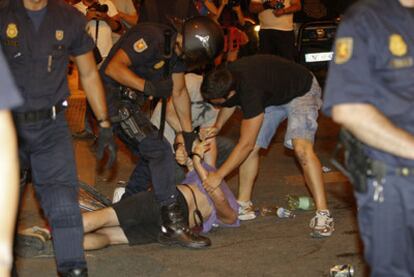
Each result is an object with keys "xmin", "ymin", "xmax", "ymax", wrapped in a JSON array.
[
  {"xmin": 104, "ymin": 62, "xmax": 116, "ymax": 80},
  {"xmin": 331, "ymin": 105, "xmax": 353, "ymax": 126}
]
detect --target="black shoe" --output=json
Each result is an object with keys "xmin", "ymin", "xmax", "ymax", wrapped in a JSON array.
[
  {"xmin": 158, "ymin": 202, "xmax": 211, "ymax": 249},
  {"xmin": 72, "ymin": 130, "xmax": 96, "ymax": 140},
  {"xmin": 60, "ymin": 268, "xmax": 88, "ymax": 277}
]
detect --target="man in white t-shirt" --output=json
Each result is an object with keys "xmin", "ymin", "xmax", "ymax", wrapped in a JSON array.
[
  {"xmin": 110, "ymin": 0, "xmax": 138, "ymax": 43},
  {"xmin": 74, "ymin": 0, "xmax": 122, "ymax": 61},
  {"xmin": 249, "ymin": 0, "xmax": 301, "ymax": 60}
]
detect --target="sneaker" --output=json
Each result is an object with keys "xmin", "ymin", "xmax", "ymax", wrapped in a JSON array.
[
  {"xmin": 237, "ymin": 200, "xmax": 257, "ymax": 221},
  {"xmin": 16, "ymin": 226, "xmax": 54, "ymax": 258},
  {"xmin": 112, "ymin": 186, "xmax": 126, "ymax": 204},
  {"xmin": 309, "ymin": 210, "xmax": 334, "ymax": 238}
]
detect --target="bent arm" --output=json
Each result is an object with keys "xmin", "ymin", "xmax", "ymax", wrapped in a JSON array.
[
  {"xmin": 75, "ymin": 51, "xmax": 110, "ymax": 123},
  {"xmin": 0, "ymin": 111, "xmax": 19, "ymax": 272},
  {"xmin": 104, "ymin": 49, "xmax": 146, "ymax": 92},
  {"xmin": 171, "ymin": 72, "xmax": 193, "ymax": 132},
  {"xmin": 215, "ymin": 106, "xmax": 236, "ymax": 130},
  {"xmin": 216, "ymin": 113, "xmax": 263, "ymax": 179},
  {"xmin": 332, "ymin": 103, "xmax": 414, "ymax": 160},
  {"xmin": 192, "ymin": 157, "xmax": 237, "ymax": 224}
]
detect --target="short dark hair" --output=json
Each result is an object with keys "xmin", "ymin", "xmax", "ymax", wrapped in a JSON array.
[{"xmin": 200, "ymin": 67, "xmax": 234, "ymax": 100}]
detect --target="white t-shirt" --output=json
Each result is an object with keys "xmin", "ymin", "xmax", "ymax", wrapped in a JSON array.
[
  {"xmin": 151, "ymin": 73, "xmax": 219, "ymax": 147},
  {"xmin": 252, "ymin": 0, "xmax": 293, "ymax": 31},
  {"xmin": 74, "ymin": 0, "xmax": 118, "ymax": 58},
  {"xmin": 110, "ymin": 0, "xmax": 137, "ymax": 43}
]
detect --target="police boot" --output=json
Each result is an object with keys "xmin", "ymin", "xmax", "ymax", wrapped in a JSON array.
[
  {"xmin": 59, "ymin": 268, "xmax": 88, "ymax": 277},
  {"xmin": 158, "ymin": 202, "xmax": 211, "ymax": 249}
]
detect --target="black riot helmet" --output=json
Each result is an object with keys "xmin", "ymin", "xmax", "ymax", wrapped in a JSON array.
[{"xmin": 181, "ymin": 16, "xmax": 224, "ymax": 68}]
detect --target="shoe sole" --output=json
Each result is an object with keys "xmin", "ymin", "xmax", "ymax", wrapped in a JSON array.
[{"xmin": 158, "ymin": 234, "xmax": 211, "ymax": 249}]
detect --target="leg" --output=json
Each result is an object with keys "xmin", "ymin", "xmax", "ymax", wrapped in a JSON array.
[
  {"xmin": 238, "ymin": 147, "xmax": 260, "ymax": 202},
  {"xmin": 84, "ymin": 227, "xmax": 128, "ymax": 251},
  {"xmin": 237, "ymin": 106, "xmax": 286, "ymax": 220},
  {"xmin": 258, "ymin": 29, "xmax": 275, "ymax": 55},
  {"xmin": 356, "ymin": 176, "xmax": 414, "ymax": 276},
  {"xmin": 274, "ymin": 30, "xmax": 296, "ymax": 61},
  {"xmin": 285, "ymin": 77, "xmax": 333, "ymax": 237},
  {"xmin": 27, "ymin": 113, "xmax": 86, "ymax": 274},
  {"xmin": 292, "ymin": 138, "xmax": 327, "ymax": 210},
  {"xmin": 83, "ymin": 207, "xmax": 119, "ymax": 233}
]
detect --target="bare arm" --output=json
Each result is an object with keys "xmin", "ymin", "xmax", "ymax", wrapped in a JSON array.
[
  {"xmin": 213, "ymin": 0, "xmax": 229, "ymax": 21},
  {"xmin": 215, "ymin": 106, "xmax": 236, "ymax": 130},
  {"xmin": 249, "ymin": 0, "xmax": 270, "ymax": 13},
  {"xmin": 118, "ymin": 11, "xmax": 138, "ymax": 26},
  {"xmin": 216, "ymin": 114, "xmax": 263, "ymax": 179},
  {"xmin": 203, "ymin": 113, "xmax": 264, "ymax": 192},
  {"xmin": 74, "ymin": 51, "xmax": 110, "ymax": 124},
  {"xmin": 171, "ymin": 72, "xmax": 193, "ymax": 132},
  {"xmin": 332, "ymin": 103, "xmax": 414, "ymax": 160},
  {"xmin": 192, "ymin": 145, "xmax": 237, "ymax": 224},
  {"xmin": 0, "ymin": 110, "xmax": 19, "ymax": 274},
  {"xmin": 232, "ymin": 5, "xmax": 246, "ymax": 26},
  {"xmin": 104, "ymin": 49, "xmax": 146, "ymax": 92}
]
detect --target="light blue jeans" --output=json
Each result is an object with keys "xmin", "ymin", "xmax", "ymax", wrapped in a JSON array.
[{"xmin": 256, "ymin": 76, "xmax": 322, "ymax": 150}]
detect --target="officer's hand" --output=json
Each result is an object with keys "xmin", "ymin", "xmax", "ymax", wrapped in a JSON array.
[
  {"xmin": 143, "ymin": 78, "xmax": 173, "ymax": 98},
  {"xmin": 96, "ymin": 126, "xmax": 118, "ymax": 168},
  {"xmin": 182, "ymin": 130, "xmax": 199, "ymax": 156}
]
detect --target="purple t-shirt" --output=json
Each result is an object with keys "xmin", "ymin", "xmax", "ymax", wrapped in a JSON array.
[{"xmin": 182, "ymin": 163, "xmax": 240, "ymax": 233}]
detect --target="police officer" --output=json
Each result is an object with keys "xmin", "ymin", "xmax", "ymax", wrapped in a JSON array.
[
  {"xmin": 0, "ymin": 0, "xmax": 116, "ymax": 276},
  {"xmin": 323, "ymin": 0, "xmax": 414, "ymax": 275},
  {"xmin": 100, "ymin": 16, "xmax": 224, "ymax": 248},
  {"xmin": 0, "ymin": 46, "xmax": 22, "ymax": 277}
]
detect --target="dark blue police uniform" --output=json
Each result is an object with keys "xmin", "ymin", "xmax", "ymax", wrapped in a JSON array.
[
  {"xmin": 100, "ymin": 23, "xmax": 186, "ymax": 204},
  {"xmin": 0, "ymin": 0, "xmax": 94, "ymax": 273},
  {"xmin": 323, "ymin": 0, "xmax": 414, "ymax": 276},
  {"xmin": 0, "ymin": 45, "xmax": 22, "ymax": 109}
]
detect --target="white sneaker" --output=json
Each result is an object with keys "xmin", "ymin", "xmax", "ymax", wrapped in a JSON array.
[
  {"xmin": 112, "ymin": 187, "xmax": 126, "ymax": 204},
  {"xmin": 309, "ymin": 210, "xmax": 334, "ymax": 238},
  {"xmin": 237, "ymin": 200, "xmax": 257, "ymax": 221}
]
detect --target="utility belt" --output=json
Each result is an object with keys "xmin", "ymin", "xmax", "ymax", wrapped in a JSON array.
[
  {"xmin": 110, "ymin": 87, "xmax": 156, "ymax": 143},
  {"xmin": 331, "ymin": 129, "xmax": 414, "ymax": 194},
  {"xmin": 13, "ymin": 100, "xmax": 67, "ymax": 124}
]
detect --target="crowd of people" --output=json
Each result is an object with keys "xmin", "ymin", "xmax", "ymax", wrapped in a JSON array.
[{"xmin": 1, "ymin": 0, "xmax": 413, "ymax": 276}]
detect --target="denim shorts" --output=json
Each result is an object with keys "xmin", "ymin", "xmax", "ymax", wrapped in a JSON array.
[{"xmin": 256, "ymin": 76, "xmax": 322, "ymax": 150}]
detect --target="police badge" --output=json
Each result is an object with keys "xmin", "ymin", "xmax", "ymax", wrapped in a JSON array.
[
  {"xmin": 389, "ymin": 34, "xmax": 407, "ymax": 57},
  {"xmin": 55, "ymin": 30, "xmax": 64, "ymax": 41},
  {"xmin": 6, "ymin": 23, "xmax": 18, "ymax": 39}
]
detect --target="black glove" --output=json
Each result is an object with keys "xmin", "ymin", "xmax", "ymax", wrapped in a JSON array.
[
  {"xmin": 143, "ymin": 78, "xmax": 173, "ymax": 98},
  {"xmin": 182, "ymin": 130, "xmax": 198, "ymax": 156},
  {"xmin": 96, "ymin": 126, "xmax": 118, "ymax": 168}
]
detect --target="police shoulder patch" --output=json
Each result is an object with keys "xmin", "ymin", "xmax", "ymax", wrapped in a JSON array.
[
  {"xmin": 334, "ymin": 37, "xmax": 353, "ymax": 64},
  {"xmin": 6, "ymin": 23, "xmax": 18, "ymax": 39},
  {"xmin": 389, "ymin": 34, "xmax": 407, "ymax": 57},
  {"xmin": 153, "ymin": 60, "xmax": 165, "ymax": 70},
  {"xmin": 133, "ymin": 38, "xmax": 148, "ymax": 53}
]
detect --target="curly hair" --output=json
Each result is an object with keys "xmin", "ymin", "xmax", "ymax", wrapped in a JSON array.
[{"xmin": 200, "ymin": 66, "xmax": 234, "ymax": 100}]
